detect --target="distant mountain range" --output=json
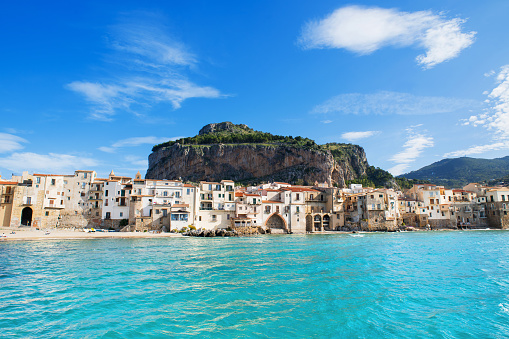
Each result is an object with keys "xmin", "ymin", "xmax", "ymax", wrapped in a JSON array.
[{"xmin": 399, "ymin": 156, "xmax": 509, "ymax": 188}]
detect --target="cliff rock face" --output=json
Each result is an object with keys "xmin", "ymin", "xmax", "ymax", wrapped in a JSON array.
[{"xmin": 147, "ymin": 142, "xmax": 368, "ymax": 187}]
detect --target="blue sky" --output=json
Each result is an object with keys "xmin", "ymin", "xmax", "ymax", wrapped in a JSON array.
[{"xmin": 1, "ymin": 0, "xmax": 509, "ymax": 178}]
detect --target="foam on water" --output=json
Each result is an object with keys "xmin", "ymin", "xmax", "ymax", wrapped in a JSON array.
[{"xmin": 1, "ymin": 231, "xmax": 509, "ymax": 338}]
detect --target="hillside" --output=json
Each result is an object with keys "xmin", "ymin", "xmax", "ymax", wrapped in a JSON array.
[
  {"xmin": 147, "ymin": 122, "xmax": 401, "ymax": 187},
  {"xmin": 400, "ymin": 156, "xmax": 509, "ymax": 188}
]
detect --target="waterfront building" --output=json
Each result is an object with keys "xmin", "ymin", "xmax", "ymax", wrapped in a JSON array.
[
  {"xmin": 196, "ymin": 180, "xmax": 236, "ymax": 230},
  {"xmin": 99, "ymin": 171, "xmax": 131, "ymax": 228},
  {"xmin": 2, "ymin": 168, "xmax": 509, "ymax": 231},
  {"xmin": 0, "ymin": 178, "xmax": 17, "ymax": 227},
  {"xmin": 485, "ymin": 187, "xmax": 509, "ymax": 229}
]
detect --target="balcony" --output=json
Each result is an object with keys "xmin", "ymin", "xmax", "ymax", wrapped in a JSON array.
[{"xmin": 200, "ymin": 207, "xmax": 213, "ymax": 210}]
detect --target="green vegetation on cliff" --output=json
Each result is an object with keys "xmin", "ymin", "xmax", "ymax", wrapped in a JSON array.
[
  {"xmin": 153, "ymin": 128, "xmax": 319, "ymax": 151},
  {"xmin": 150, "ymin": 122, "xmax": 402, "ymax": 188}
]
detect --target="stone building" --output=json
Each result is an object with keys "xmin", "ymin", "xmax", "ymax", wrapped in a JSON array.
[{"xmin": 0, "ymin": 179, "xmax": 17, "ymax": 226}]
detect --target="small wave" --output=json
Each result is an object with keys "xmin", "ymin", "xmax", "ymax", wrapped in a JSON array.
[
  {"xmin": 349, "ymin": 234, "xmax": 364, "ymax": 238},
  {"xmin": 500, "ymin": 303, "xmax": 509, "ymax": 314}
]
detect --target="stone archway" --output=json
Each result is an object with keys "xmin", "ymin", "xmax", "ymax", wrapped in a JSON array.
[
  {"xmin": 322, "ymin": 214, "xmax": 330, "ymax": 230},
  {"xmin": 21, "ymin": 207, "xmax": 32, "ymax": 226},
  {"xmin": 313, "ymin": 214, "xmax": 322, "ymax": 231},
  {"xmin": 265, "ymin": 213, "xmax": 287, "ymax": 231}
]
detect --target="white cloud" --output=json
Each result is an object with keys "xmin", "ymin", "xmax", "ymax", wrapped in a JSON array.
[
  {"xmin": 0, "ymin": 133, "xmax": 27, "ymax": 153},
  {"xmin": 444, "ymin": 142, "xmax": 509, "ymax": 158},
  {"xmin": 125, "ymin": 155, "xmax": 148, "ymax": 168},
  {"xmin": 298, "ymin": 5, "xmax": 475, "ymax": 68},
  {"xmin": 0, "ymin": 152, "xmax": 98, "ymax": 173},
  {"xmin": 321, "ymin": 120, "xmax": 333, "ymax": 124},
  {"xmin": 99, "ymin": 136, "xmax": 179, "ymax": 153},
  {"xmin": 311, "ymin": 91, "xmax": 477, "ymax": 115},
  {"xmin": 451, "ymin": 65, "xmax": 509, "ymax": 157},
  {"xmin": 68, "ymin": 15, "xmax": 224, "ymax": 120},
  {"xmin": 341, "ymin": 131, "xmax": 379, "ymax": 142},
  {"xmin": 388, "ymin": 127, "xmax": 434, "ymax": 175},
  {"xmin": 110, "ymin": 20, "xmax": 196, "ymax": 67}
]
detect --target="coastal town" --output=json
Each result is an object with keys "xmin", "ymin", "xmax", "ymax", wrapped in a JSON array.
[{"xmin": 1, "ymin": 169, "xmax": 508, "ymax": 233}]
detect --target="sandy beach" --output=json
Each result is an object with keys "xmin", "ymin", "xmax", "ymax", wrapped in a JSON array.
[{"xmin": 0, "ymin": 227, "xmax": 183, "ymax": 241}]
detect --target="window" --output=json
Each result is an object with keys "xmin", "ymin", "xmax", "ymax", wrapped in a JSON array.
[
  {"xmin": 105, "ymin": 190, "xmax": 109, "ymax": 197},
  {"xmin": 215, "ymin": 185, "xmax": 221, "ymax": 191},
  {"xmin": 155, "ymin": 209, "xmax": 160, "ymax": 214},
  {"xmin": 50, "ymin": 199, "xmax": 54, "ymax": 205},
  {"xmin": 163, "ymin": 191, "xmax": 168, "ymax": 197},
  {"xmin": 310, "ymin": 194, "xmax": 314, "ymax": 200},
  {"xmin": 503, "ymin": 195, "xmax": 506, "ymax": 201},
  {"xmin": 120, "ymin": 212, "xmax": 123, "ymax": 217},
  {"xmin": 253, "ymin": 198, "xmax": 256, "ymax": 204},
  {"xmin": 296, "ymin": 206, "xmax": 300, "ymax": 213},
  {"xmin": 212, "ymin": 215, "xmax": 217, "ymax": 221},
  {"xmin": 45, "ymin": 211, "xmax": 49, "ymax": 216},
  {"xmin": 36, "ymin": 177, "xmax": 41, "ymax": 184},
  {"xmin": 51, "ymin": 179, "xmax": 56, "ymax": 185},
  {"xmin": 227, "ymin": 214, "xmax": 230, "ymax": 220},
  {"xmin": 84, "ymin": 173, "xmax": 87, "ymax": 179},
  {"xmin": 105, "ymin": 212, "xmax": 111, "ymax": 219},
  {"xmin": 163, "ymin": 209, "xmax": 167, "ymax": 217},
  {"xmin": 296, "ymin": 193, "xmax": 300, "ymax": 200},
  {"xmin": 175, "ymin": 192, "xmax": 180, "ymax": 198},
  {"xmin": 187, "ymin": 188, "xmax": 191, "ymax": 195},
  {"xmin": 199, "ymin": 216, "xmax": 202, "ymax": 221},
  {"xmin": 60, "ymin": 200, "xmax": 63, "ymax": 205}
]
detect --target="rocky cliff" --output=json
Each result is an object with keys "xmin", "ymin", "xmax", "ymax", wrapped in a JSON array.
[{"xmin": 146, "ymin": 123, "xmax": 369, "ymax": 186}]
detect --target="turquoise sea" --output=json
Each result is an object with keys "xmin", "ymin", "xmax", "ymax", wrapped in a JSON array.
[{"xmin": 1, "ymin": 231, "xmax": 509, "ymax": 338}]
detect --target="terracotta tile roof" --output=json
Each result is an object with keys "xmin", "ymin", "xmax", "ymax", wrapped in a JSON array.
[
  {"xmin": 172, "ymin": 204, "xmax": 189, "ymax": 208},
  {"xmin": 33, "ymin": 173, "xmax": 65, "ymax": 177},
  {"xmin": 244, "ymin": 193, "xmax": 260, "ymax": 197},
  {"xmin": 183, "ymin": 184, "xmax": 196, "ymax": 187},
  {"xmin": 262, "ymin": 200, "xmax": 282, "ymax": 204},
  {"xmin": 488, "ymin": 187, "xmax": 509, "ymax": 192},
  {"xmin": 282, "ymin": 187, "xmax": 320, "ymax": 193},
  {"xmin": 0, "ymin": 181, "xmax": 18, "ymax": 185}
]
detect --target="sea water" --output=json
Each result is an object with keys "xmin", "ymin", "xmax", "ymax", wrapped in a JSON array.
[{"xmin": 1, "ymin": 231, "xmax": 509, "ymax": 338}]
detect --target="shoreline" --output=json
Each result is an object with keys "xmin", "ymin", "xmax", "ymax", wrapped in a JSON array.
[
  {"xmin": 1, "ymin": 226, "xmax": 504, "ymax": 242},
  {"xmin": 0, "ymin": 227, "xmax": 183, "ymax": 242}
]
